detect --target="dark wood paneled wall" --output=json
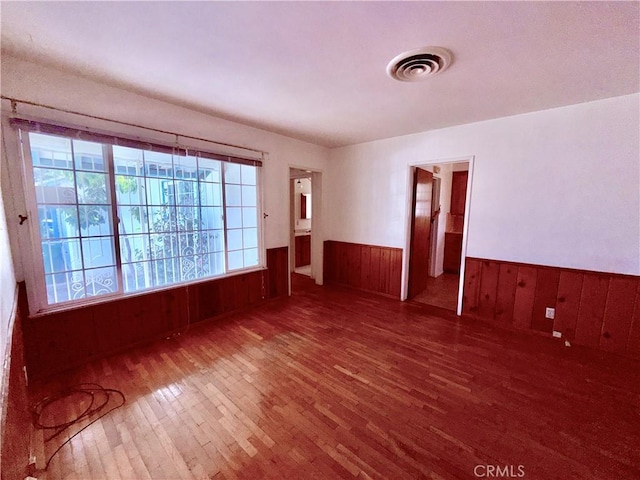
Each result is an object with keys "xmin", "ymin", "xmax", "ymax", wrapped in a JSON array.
[
  {"xmin": 23, "ymin": 247, "xmax": 289, "ymax": 379},
  {"xmin": 294, "ymin": 235, "xmax": 311, "ymax": 267},
  {"xmin": 463, "ymin": 257, "xmax": 640, "ymax": 358},
  {"xmin": 266, "ymin": 246, "xmax": 289, "ymax": 298},
  {"xmin": 324, "ymin": 240, "xmax": 402, "ymax": 298},
  {"xmin": 1, "ymin": 284, "xmax": 31, "ymax": 480}
]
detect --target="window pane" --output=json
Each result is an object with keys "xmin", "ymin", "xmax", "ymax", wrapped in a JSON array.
[
  {"xmin": 177, "ymin": 232, "xmax": 203, "ymax": 256},
  {"xmin": 150, "ymin": 258, "xmax": 178, "ymax": 286},
  {"xmin": 241, "ymin": 165, "xmax": 256, "ymax": 185},
  {"xmin": 220, "ymin": 162, "xmax": 260, "ymax": 273},
  {"xmin": 227, "ymin": 229, "xmax": 243, "ymax": 251},
  {"xmin": 200, "ymin": 252, "xmax": 224, "ymax": 276},
  {"xmin": 224, "ymin": 162, "xmax": 241, "ymax": 184},
  {"xmin": 201, "ymin": 207, "xmax": 223, "ymax": 230},
  {"xmin": 115, "ymin": 176, "xmax": 146, "ymax": 205},
  {"xmin": 176, "ymin": 205, "xmax": 199, "ymax": 231},
  {"xmin": 34, "ymin": 168, "xmax": 76, "ymax": 204},
  {"xmin": 200, "ymin": 183, "xmax": 222, "ymax": 206},
  {"xmin": 148, "ymin": 206, "xmax": 176, "ymax": 233},
  {"xmin": 242, "ymin": 207, "xmax": 257, "ymax": 228},
  {"xmin": 144, "ymin": 151, "xmax": 173, "ymax": 178},
  {"xmin": 198, "ymin": 158, "xmax": 221, "ymax": 183},
  {"xmin": 45, "ymin": 270, "xmax": 84, "ymax": 303},
  {"xmin": 123, "ymin": 261, "xmax": 152, "ymax": 293},
  {"xmin": 179, "ymin": 256, "xmax": 198, "ymax": 281},
  {"xmin": 84, "ymin": 267, "xmax": 117, "ymax": 296},
  {"xmin": 204, "ymin": 230, "xmax": 224, "ymax": 253},
  {"xmin": 199, "ymin": 182, "xmax": 222, "ymax": 206},
  {"xmin": 174, "ymin": 180, "xmax": 198, "ymax": 206},
  {"xmin": 113, "ymin": 146, "xmax": 144, "ymax": 176},
  {"xmin": 149, "ymin": 233, "xmax": 178, "ymax": 259},
  {"xmin": 73, "ymin": 140, "xmax": 105, "ymax": 172},
  {"xmin": 38, "ymin": 206, "xmax": 78, "ymax": 239},
  {"xmin": 81, "ymin": 237, "xmax": 115, "ymax": 269},
  {"xmin": 119, "ymin": 205, "xmax": 147, "ymax": 234},
  {"xmin": 225, "ymin": 185, "xmax": 241, "ymax": 206},
  {"xmin": 174, "ymin": 155, "xmax": 198, "ymax": 179},
  {"xmin": 243, "ymin": 248, "xmax": 258, "ymax": 267},
  {"xmin": 228, "ymin": 250, "xmax": 243, "ymax": 270},
  {"xmin": 29, "ymin": 132, "xmax": 120, "ymax": 307},
  {"xmin": 76, "ymin": 172, "xmax": 109, "ymax": 204},
  {"xmin": 243, "ymin": 228, "xmax": 258, "ymax": 249},
  {"xmin": 42, "ymin": 239, "xmax": 82, "ymax": 273},
  {"xmin": 120, "ymin": 234, "xmax": 150, "ymax": 263},
  {"xmin": 226, "ymin": 207, "xmax": 242, "ymax": 229},
  {"xmin": 241, "ymin": 185, "xmax": 257, "ymax": 206},
  {"xmin": 79, "ymin": 206, "xmax": 112, "ymax": 237},
  {"xmin": 146, "ymin": 178, "xmax": 172, "ymax": 205},
  {"xmin": 30, "ymin": 133, "xmax": 73, "ymax": 169}
]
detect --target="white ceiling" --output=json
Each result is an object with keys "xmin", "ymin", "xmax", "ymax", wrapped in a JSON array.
[{"xmin": 1, "ymin": 1, "xmax": 638, "ymax": 148}]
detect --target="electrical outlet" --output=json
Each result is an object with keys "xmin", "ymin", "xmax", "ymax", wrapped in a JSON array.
[
  {"xmin": 552, "ymin": 330, "xmax": 562, "ymax": 338},
  {"xmin": 545, "ymin": 307, "xmax": 555, "ymax": 319}
]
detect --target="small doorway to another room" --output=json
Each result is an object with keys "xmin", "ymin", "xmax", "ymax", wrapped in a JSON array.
[
  {"xmin": 407, "ymin": 161, "xmax": 470, "ymax": 311},
  {"xmin": 290, "ymin": 169, "xmax": 312, "ymax": 278}
]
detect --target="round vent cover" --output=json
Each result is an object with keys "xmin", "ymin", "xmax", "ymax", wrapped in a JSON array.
[{"xmin": 387, "ymin": 47, "xmax": 452, "ymax": 82}]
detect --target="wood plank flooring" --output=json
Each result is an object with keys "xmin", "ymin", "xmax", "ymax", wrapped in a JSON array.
[
  {"xmin": 411, "ymin": 273, "xmax": 460, "ymax": 311},
  {"xmin": 27, "ymin": 276, "xmax": 640, "ymax": 479}
]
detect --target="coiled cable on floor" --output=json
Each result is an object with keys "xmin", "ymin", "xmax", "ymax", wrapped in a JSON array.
[{"xmin": 32, "ymin": 382, "xmax": 126, "ymax": 471}]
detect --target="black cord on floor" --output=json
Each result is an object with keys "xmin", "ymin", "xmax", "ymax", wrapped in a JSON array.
[{"xmin": 32, "ymin": 382, "xmax": 126, "ymax": 471}]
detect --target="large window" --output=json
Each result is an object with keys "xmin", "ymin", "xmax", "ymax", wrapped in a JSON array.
[{"xmin": 21, "ymin": 128, "xmax": 262, "ymax": 310}]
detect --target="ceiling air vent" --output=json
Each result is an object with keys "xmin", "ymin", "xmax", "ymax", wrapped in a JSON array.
[{"xmin": 387, "ymin": 47, "xmax": 452, "ymax": 82}]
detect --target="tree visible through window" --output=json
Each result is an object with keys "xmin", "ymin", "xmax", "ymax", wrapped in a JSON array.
[{"xmin": 25, "ymin": 131, "xmax": 261, "ymax": 308}]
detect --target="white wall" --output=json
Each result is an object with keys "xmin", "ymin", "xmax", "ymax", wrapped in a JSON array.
[
  {"xmin": 0, "ymin": 56, "xmax": 330, "ymax": 301},
  {"xmin": 328, "ymin": 94, "xmax": 640, "ymax": 275}
]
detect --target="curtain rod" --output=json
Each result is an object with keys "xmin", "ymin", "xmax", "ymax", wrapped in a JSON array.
[{"xmin": 0, "ymin": 95, "xmax": 267, "ymax": 158}]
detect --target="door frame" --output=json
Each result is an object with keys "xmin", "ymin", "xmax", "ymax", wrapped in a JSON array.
[{"xmin": 401, "ymin": 156, "xmax": 475, "ymax": 315}]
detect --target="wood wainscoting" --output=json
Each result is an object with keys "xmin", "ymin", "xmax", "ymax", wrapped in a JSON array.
[
  {"xmin": 324, "ymin": 240, "xmax": 402, "ymax": 298},
  {"xmin": 23, "ymin": 247, "xmax": 289, "ymax": 379},
  {"xmin": 266, "ymin": 246, "xmax": 289, "ymax": 298},
  {"xmin": 462, "ymin": 257, "xmax": 640, "ymax": 358},
  {"xmin": 1, "ymin": 285, "xmax": 31, "ymax": 480}
]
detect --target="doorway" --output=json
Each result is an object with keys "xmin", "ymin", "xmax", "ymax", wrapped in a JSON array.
[
  {"xmin": 405, "ymin": 160, "xmax": 471, "ymax": 313},
  {"xmin": 292, "ymin": 175, "xmax": 312, "ymax": 276},
  {"xmin": 289, "ymin": 167, "xmax": 322, "ymax": 292}
]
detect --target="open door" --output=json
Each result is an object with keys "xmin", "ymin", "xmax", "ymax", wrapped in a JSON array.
[{"xmin": 408, "ymin": 167, "xmax": 433, "ymax": 299}]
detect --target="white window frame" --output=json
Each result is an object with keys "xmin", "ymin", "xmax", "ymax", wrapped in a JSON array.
[{"xmin": 16, "ymin": 123, "xmax": 265, "ymax": 314}]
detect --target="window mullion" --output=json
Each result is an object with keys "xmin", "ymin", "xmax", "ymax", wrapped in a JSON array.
[
  {"xmin": 105, "ymin": 144, "xmax": 124, "ymax": 294},
  {"xmin": 69, "ymin": 139, "xmax": 88, "ymax": 298},
  {"xmin": 220, "ymin": 163, "xmax": 230, "ymax": 274}
]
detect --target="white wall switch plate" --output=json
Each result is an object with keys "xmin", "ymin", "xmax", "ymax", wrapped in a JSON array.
[
  {"xmin": 545, "ymin": 307, "xmax": 555, "ymax": 319},
  {"xmin": 552, "ymin": 330, "xmax": 562, "ymax": 338}
]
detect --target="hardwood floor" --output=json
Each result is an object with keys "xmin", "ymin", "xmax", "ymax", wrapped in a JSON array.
[
  {"xmin": 411, "ymin": 273, "xmax": 460, "ymax": 311},
  {"xmin": 27, "ymin": 280, "xmax": 640, "ymax": 479}
]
